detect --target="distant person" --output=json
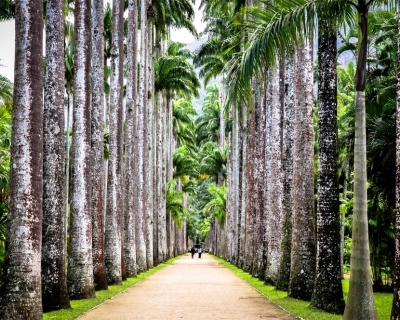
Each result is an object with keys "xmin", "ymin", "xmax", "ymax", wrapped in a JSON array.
[
  {"xmin": 198, "ymin": 247, "xmax": 202, "ymax": 258},
  {"xmin": 190, "ymin": 247, "xmax": 195, "ymax": 259}
]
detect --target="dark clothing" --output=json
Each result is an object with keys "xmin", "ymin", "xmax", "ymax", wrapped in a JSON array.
[{"xmin": 190, "ymin": 247, "xmax": 195, "ymax": 258}]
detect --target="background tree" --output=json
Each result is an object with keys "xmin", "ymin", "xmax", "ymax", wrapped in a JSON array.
[{"xmin": 0, "ymin": 0, "xmax": 44, "ymax": 316}]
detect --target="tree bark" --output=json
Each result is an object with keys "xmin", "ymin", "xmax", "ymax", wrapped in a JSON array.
[
  {"xmin": 0, "ymin": 0, "xmax": 44, "ymax": 316},
  {"xmin": 391, "ymin": 1, "xmax": 400, "ymax": 318},
  {"xmin": 42, "ymin": 0, "xmax": 71, "ymax": 311},
  {"xmin": 68, "ymin": 0, "xmax": 95, "ymax": 299},
  {"xmin": 265, "ymin": 65, "xmax": 284, "ymax": 285},
  {"xmin": 91, "ymin": 0, "xmax": 108, "ymax": 290},
  {"xmin": 123, "ymin": 0, "xmax": 138, "ymax": 278},
  {"xmin": 276, "ymin": 56, "xmax": 294, "ymax": 291},
  {"xmin": 288, "ymin": 40, "xmax": 316, "ymax": 301},
  {"xmin": 344, "ymin": 4, "xmax": 378, "ymax": 319},
  {"xmin": 135, "ymin": 0, "xmax": 148, "ymax": 272},
  {"xmin": 311, "ymin": 22, "xmax": 345, "ymax": 314}
]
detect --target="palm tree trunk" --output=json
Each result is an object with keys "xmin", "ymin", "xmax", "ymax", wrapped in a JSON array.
[
  {"xmin": 135, "ymin": 0, "xmax": 148, "ymax": 272},
  {"xmin": 265, "ymin": 64, "xmax": 284, "ymax": 285},
  {"xmin": 145, "ymin": 20, "xmax": 154, "ymax": 269},
  {"xmin": 344, "ymin": 4, "xmax": 377, "ymax": 319},
  {"xmin": 42, "ymin": 0, "xmax": 71, "ymax": 311},
  {"xmin": 238, "ymin": 106, "xmax": 248, "ymax": 269},
  {"xmin": 311, "ymin": 22, "xmax": 345, "ymax": 313},
  {"xmin": 288, "ymin": 40, "xmax": 316, "ymax": 301},
  {"xmin": 0, "ymin": 0, "xmax": 44, "ymax": 316},
  {"xmin": 253, "ymin": 79, "xmax": 268, "ymax": 280},
  {"xmin": 105, "ymin": 0, "xmax": 124, "ymax": 285},
  {"xmin": 391, "ymin": 2, "xmax": 400, "ymax": 318},
  {"xmin": 91, "ymin": 0, "xmax": 108, "ymax": 290},
  {"xmin": 244, "ymin": 106, "xmax": 257, "ymax": 273},
  {"xmin": 123, "ymin": 0, "xmax": 138, "ymax": 278},
  {"xmin": 276, "ymin": 55, "xmax": 294, "ymax": 291},
  {"xmin": 68, "ymin": 0, "xmax": 95, "ymax": 299}
]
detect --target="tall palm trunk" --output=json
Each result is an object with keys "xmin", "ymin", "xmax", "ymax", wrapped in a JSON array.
[
  {"xmin": 265, "ymin": 64, "xmax": 284, "ymax": 285},
  {"xmin": 0, "ymin": 0, "xmax": 44, "ymax": 316},
  {"xmin": 391, "ymin": 2, "xmax": 400, "ymax": 318},
  {"xmin": 311, "ymin": 21, "xmax": 345, "ymax": 314},
  {"xmin": 68, "ymin": 0, "xmax": 95, "ymax": 299},
  {"xmin": 253, "ymin": 79, "xmax": 268, "ymax": 280},
  {"xmin": 145, "ymin": 21, "xmax": 154, "ymax": 269},
  {"xmin": 243, "ymin": 106, "xmax": 256, "ymax": 272},
  {"xmin": 91, "ymin": 0, "xmax": 108, "ymax": 290},
  {"xmin": 135, "ymin": 0, "xmax": 149, "ymax": 272},
  {"xmin": 105, "ymin": 0, "xmax": 124, "ymax": 285},
  {"xmin": 276, "ymin": 56, "xmax": 294, "ymax": 291},
  {"xmin": 288, "ymin": 40, "xmax": 315, "ymax": 301},
  {"xmin": 42, "ymin": 0, "xmax": 71, "ymax": 311},
  {"xmin": 344, "ymin": 4, "xmax": 377, "ymax": 319},
  {"xmin": 238, "ymin": 107, "xmax": 248, "ymax": 268},
  {"xmin": 124, "ymin": 0, "xmax": 138, "ymax": 278}
]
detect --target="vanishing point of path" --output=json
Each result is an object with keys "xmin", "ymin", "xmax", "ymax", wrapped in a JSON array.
[{"xmin": 79, "ymin": 254, "xmax": 297, "ymax": 320}]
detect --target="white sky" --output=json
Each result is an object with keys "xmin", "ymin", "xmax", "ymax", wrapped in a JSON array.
[{"xmin": 0, "ymin": 0, "xmax": 205, "ymax": 83}]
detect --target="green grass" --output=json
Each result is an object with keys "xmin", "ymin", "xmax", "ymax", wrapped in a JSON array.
[
  {"xmin": 212, "ymin": 256, "xmax": 393, "ymax": 320},
  {"xmin": 44, "ymin": 256, "xmax": 180, "ymax": 320}
]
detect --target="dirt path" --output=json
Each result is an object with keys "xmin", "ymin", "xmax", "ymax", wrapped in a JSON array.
[{"xmin": 79, "ymin": 254, "xmax": 297, "ymax": 320}]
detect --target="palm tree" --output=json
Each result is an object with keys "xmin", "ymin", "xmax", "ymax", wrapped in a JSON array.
[
  {"xmin": 392, "ymin": 2, "xmax": 400, "ymax": 318},
  {"xmin": 0, "ymin": 0, "xmax": 44, "ymax": 316},
  {"xmin": 0, "ymin": 0, "xmax": 14, "ymax": 21},
  {"xmin": 123, "ymin": 0, "xmax": 139, "ymax": 278},
  {"xmin": 310, "ymin": 12, "xmax": 345, "ymax": 313},
  {"xmin": 67, "ymin": 0, "xmax": 95, "ymax": 299},
  {"xmin": 105, "ymin": 0, "xmax": 125, "ymax": 285},
  {"xmin": 135, "ymin": 0, "xmax": 149, "ymax": 272},
  {"xmin": 42, "ymin": 0, "xmax": 70, "ymax": 311},
  {"xmin": 91, "ymin": 0, "xmax": 108, "ymax": 291},
  {"xmin": 0, "ymin": 75, "xmax": 13, "ymax": 108}
]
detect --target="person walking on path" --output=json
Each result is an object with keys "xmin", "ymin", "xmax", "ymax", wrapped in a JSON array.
[
  {"xmin": 190, "ymin": 247, "xmax": 195, "ymax": 258},
  {"xmin": 198, "ymin": 247, "xmax": 202, "ymax": 258}
]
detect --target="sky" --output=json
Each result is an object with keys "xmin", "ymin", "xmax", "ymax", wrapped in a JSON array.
[{"xmin": 0, "ymin": 0, "xmax": 205, "ymax": 83}]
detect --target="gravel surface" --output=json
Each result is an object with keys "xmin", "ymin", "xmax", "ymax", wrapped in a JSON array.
[{"xmin": 78, "ymin": 254, "xmax": 297, "ymax": 320}]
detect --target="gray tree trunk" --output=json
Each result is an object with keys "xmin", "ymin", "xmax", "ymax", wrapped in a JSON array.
[
  {"xmin": 391, "ymin": 2, "xmax": 400, "ymax": 318},
  {"xmin": 42, "ymin": 0, "xmax": 71, "ymax": 311},
  {"xmin": 124, "ymin": 0, "xmax": 138, "ymax": 278},
  {"xmin": 276, "ymin": 56, "xmax": 294, "ymax": 291},
  {"xmin": 310, "ymin": 23, "xmax": 345, "ymax": 314},
  {"xmin": 265, "ymin": 65, "xmax": 284, "ymax": 285},
  {"xmin": 0, "ymin": 0, "xmax": 44, "ymax": 316},
  {"xmin": 135, "ymin": 0, "xmax": 149, "ymax": 272},
  {"xmin": 68, "ymin": 0, "xmax": 95, "ymax": 299},
  {"xmin": 91, "ymin": 0, "xmax": 108, "ymax": 290},
  {"xmin": 288, "ymin": 40, "xmax": 316, "ymax": 301},
  {"xmin": 145, "ymin": 22, "xmax": 154, "ymax": 269},
  {"xmin": 105, "ymin": 0, "xmax": 124, "ymax": 285}
]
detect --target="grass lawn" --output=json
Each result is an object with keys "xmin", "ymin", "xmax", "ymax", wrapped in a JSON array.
[
  {"xmin": 213, "ymin": 256, "xmax": 393, "ymax": 320},
  {"xmin": 44, "ymin": 256, "xmax": 179, "ymax": 320}
]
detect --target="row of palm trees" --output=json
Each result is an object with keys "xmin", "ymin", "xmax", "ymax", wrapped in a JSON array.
[
  {"xmin": 0, "ymin": 0, "xmax": 201, "ymax": 318},
  {"xmin": 195, "ymin": 0, "xmax": 399, "ymax": 319}
]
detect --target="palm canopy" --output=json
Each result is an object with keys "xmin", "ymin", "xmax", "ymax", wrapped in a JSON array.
[
  {"xmin": 198, "ymin": 141, "xmax": 227, "ymax": 183},
  {"xmin": 152, "ymin": 0, "xmax": 198, "ymax": 38},
  {"xmin": 195, "ymin": 84, "xmax": 222, "ymax": 144},
  {"xmin": 173, "ymin": 146, "xmax": 199, "ymax": 181},
  {"xmin": 0, "ymin": 0, "xmax": 14, "ymax": 21},
  {"xmin": 173, "ymin": 98, "xmax": 198, "ymax": 149},
  {"xmin": 0, "ymin": 75, "xmax": 13, "ymax": 110},
  {"xmin": 203, "ymin": 184, "xmax": 226, "ymax": 226},
  {"xmin": 154, "ymin": 41, "xmax": 200, "ymax": 99}
]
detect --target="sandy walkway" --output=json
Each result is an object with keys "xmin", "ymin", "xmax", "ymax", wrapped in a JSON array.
[{"xmin": 79, "ymin": 254, "xmax": 297, "ymax": 320}]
